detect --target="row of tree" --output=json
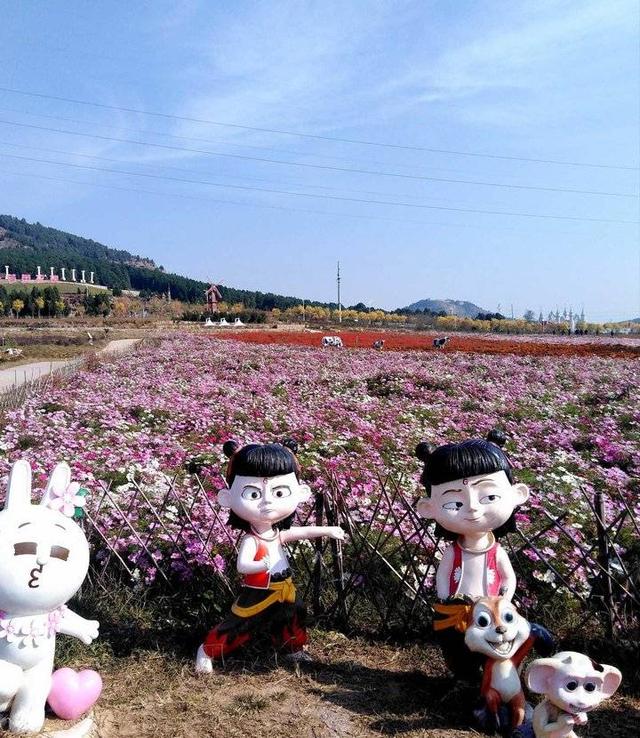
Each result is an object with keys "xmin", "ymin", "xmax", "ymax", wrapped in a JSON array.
[
  {"xmin": 0, "ymin": 286, "xmax": 115, "ymax": 318},
  {"xmin": 431, "ymin": 314, "xmax": 604, "ymax": 334},
  {"xmin": 266, "ymin": 304, "xmax": 408, "ymax": 325},
  {"xmin": 2, "ymin": 215, "xmax": 389, "ymax": 311},
  {"xmin": 0, "ymin": 286, "xmax": 66, "ymax": 318}
]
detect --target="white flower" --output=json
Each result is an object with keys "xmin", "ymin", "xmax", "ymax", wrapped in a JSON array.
[{"xmin": 48, "ymin": 482, "xmax": 86, "ymax": 517}]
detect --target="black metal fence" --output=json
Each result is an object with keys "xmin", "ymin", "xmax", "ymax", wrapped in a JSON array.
[{"xmin": 82, "ymin": 472, "xmax": 639, "ymax": 641}]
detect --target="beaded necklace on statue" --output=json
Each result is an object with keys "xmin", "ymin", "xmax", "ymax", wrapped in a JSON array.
[
  {"xmin": 250, "ymin": 526, "xmax": 279, "ymax": 542},
  {"xmin": 0, "ymin": 605, "xmax": 68, "ymax": 647}
]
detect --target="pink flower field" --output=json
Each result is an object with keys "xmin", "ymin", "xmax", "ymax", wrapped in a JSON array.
[{"xmin": 0, "ymin": 334, "xmax": 638, "ymax": 593}]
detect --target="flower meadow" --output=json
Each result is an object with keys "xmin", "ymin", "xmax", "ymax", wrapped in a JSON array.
[{"xmin": 0, "ymin": 334, "xmax": 638, "ymax": 605}]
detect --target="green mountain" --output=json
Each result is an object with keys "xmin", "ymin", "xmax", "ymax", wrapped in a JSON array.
[{"xmin": 0, "ymin": 215, "xmax": 327, "ymax": 310}]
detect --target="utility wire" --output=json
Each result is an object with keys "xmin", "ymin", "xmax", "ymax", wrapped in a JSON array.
[
  {"xmin": 0, "ymin": 151, "xmax": 635, "ymax": 224},
  {"xmin": 0, "ymin": 118, "xmax": 635, "ymax": 199},
  {"xmin": 0, "ymin": 168, "xmax": 556, "ymax": 234},
  {"xmin": 0, "ymin": 85, "xmax": 636, "ymax": 171},
  {"xmin": 0, "ymin": 106, "xmax": 475, "ymax": 174},
  {"xmin": 4, "ymin": 105, "xmax": 636, "ymax": 189},
  {"xmin": 0, "ymin": 138, "xmax": 554, "ymax": 209},
  {"xmin": 0, "ymin": 168, "xmax": 598, "ymax": 237}
]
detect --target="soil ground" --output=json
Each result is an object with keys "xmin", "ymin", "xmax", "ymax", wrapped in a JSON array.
[
  {"xmin": 25, "ymin": 632, "xmax": 640, "ymax": 738},
  {"xmin": 204, "ymin": 329, "xmax": 640, "ymax": 359}
]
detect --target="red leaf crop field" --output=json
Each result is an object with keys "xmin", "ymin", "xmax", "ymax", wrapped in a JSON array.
[{"xmin": 206, "ymin": 328, "xmax": 640, "ymax": 359}]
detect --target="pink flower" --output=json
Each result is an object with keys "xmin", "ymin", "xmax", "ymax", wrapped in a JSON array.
[{"xmin": 48, "ymin": 481, "xmax": 86, "ymax": 518}]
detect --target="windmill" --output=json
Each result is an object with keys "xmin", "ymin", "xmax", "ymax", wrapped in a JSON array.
[{"xmin": 205, "ymin": 283, "xmax": 222, "ymax": 314}]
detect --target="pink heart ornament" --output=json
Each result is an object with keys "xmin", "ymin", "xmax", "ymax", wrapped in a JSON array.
[{"xmin": 48, "ymin": 668, "xmax": 103, "ymax": 720}]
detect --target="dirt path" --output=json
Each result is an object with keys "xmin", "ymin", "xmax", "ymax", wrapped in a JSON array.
[
  {"xmin": 0, "ymin": 339, "xmax": 140, "ymax": 392},
  {"xmin": 97, "ymin": 338, "xmax": 140, "ymax": 355}
]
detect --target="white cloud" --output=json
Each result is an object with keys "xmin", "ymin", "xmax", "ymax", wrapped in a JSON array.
[
  {"xmin": 96, "ymin": 0, "xmax": 638, "ymax": 169},
  {"xmin": 380, "ymin": 0, "xmax": 637, "ymax": 126},
  {"xmin": 168, "ymin": 2, "xmax": 402, "ymax": 145}
]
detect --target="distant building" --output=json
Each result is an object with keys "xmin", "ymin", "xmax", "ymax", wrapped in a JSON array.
[{"xmin": 1, "ymin": 265, "xmax": 107, "ymax": 290}]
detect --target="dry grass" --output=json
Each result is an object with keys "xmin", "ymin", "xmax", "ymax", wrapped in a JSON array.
[
  {"xmin": 0, "ymin": 341, "xmax": 109, "ymax": 366},
  {"xmin": 23, "ymin": 631, "xmax": 640, "ymax": 738},
  {"xmin": 0, "ymin": 324, "xmax": 155, "ymax": 366}
]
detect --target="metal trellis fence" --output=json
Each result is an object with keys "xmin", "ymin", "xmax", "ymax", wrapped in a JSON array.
[{"xmin": 81, "ymin": 472, "xmax": 639, "ymax": 641}]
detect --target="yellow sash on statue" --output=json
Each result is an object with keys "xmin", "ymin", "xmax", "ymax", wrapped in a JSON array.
[{"xmin": 231, "ymin": 578, "xmax": 297, "ymax": 618}]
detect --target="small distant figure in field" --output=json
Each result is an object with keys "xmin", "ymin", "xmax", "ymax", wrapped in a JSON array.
[
  {"xmin": 86, "ymin": 332, "xmax": 93, "ymax": 345},
  {"xmin": 372, "ymin": 339, "xmax": 385, "ymax": 350},
  {"xmin": 433, "ymin": 336, "xmax": 449, "ymax": 349},
  {"xmin": 322, "ymin": 336, "xmax": 343, "ymax": 348}
]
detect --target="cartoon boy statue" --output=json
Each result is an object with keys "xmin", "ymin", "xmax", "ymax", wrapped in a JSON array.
[
  {"xmin": 196, "ymin": 440, "xmax": 345, "ymax": 671},
  {"xmin": 415, "ymin": 430, "xmax": 552, "ymax": 680}
]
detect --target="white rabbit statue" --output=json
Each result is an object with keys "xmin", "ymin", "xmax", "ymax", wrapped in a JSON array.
[{"xmin": 0, "ymin": 460, "xmax": 99, "ymax": 734}]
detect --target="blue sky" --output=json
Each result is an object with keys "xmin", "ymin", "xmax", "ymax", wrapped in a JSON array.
[{"xmin": 0, "ymin": 0, "xmax": 638, "ymax": 320}]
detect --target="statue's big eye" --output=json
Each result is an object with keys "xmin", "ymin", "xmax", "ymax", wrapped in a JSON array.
[
  {"xmin": 241, "ymin": 488, "xmax": 262, "ymax": 500},
  {"xmin": 273, "ymin": 487, "xmax": 291, "ymax": 498},
  {"xmin": 566, "ymin": 681, "xmax": 578, "ymax": 691},
  {"xmin": 503, "ymin": 611, "xmax": 515, "ymax": 623},
  {"xmin": 476, "ymin": 613, "xmax": 491, "ymax": 628},
  {"xmin": 584, "ymin": 682, "xmax": 597, "ymax": 692},
  {"xmin": 443, "ymin": 501, "xmax": 463, "ymax": 511}
]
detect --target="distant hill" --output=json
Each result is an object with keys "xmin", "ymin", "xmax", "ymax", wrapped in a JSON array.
[
  {"xmin": 0, "ymin": 215, "xmax": 331, "ymax": 310},
  {"xmin": 402, "ymin": 297, "xmax": 486, "ymax": 318}
]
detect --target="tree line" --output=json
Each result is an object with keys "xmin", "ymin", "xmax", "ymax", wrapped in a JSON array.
[
  {"xmin": 0, "ymin": 285, "xmax": 66, "ymax": 317},
  {"xmin": 1, "ymin": 215, "xmax": 360, "ymax": 310}
]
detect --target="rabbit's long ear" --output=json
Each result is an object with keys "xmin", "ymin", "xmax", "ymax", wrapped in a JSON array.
[
  {"xmin": 5, "ymin": 460, "xmax": 32, "ymax": 511},
  {"xmin": 41, "ymin": 462, "xmax": 71, "ymax": 507}
]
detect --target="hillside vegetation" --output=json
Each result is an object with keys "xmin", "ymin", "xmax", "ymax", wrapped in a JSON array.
[{"xmin": 0, "ymin": 215, "xmax": 332, "ymax": 310}]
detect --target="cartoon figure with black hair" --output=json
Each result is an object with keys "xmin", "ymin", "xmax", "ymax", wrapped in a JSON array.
[
  {"xmin": 415, "ymin": 430, "xmax": 552, "ymax": 681},
  {"xmin": 195, "ymin": 440, "xmax": 345, "ymax": 670}
]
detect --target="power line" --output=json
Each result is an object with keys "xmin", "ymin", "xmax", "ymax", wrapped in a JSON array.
[
  {"xmin": 0, "ymin": 86, "xmax": 636, "ymax": 171},
  {"xmin": 3, "ymin": 107, "xmax": 636, "ymax": 193},
  {"xmin": 0, "ymin": 168, "xmax": 579, "ymax": 235},
  {"xmin": 0, "ymin": 118, "xmax": 636, "ymax": 199},
  {"xmin": 0, "ymin": 150, "xmax": 635, "ymax": 224},
  {"xmin": 0, "ymin": 105, "xmax": 473, "ymax": 175},
  {"xmin": 0, "ymin": 138, "xmax": 563, "ymax": 210}
]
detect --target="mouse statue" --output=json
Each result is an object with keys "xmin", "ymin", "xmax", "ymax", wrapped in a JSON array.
[
  {"xmin": 0, "ymin": 460, "xmax": 99, "ymax": 734},
  {"xmin": 514, "ymin": 651, "xmax": 622, "ymax": 738}
]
